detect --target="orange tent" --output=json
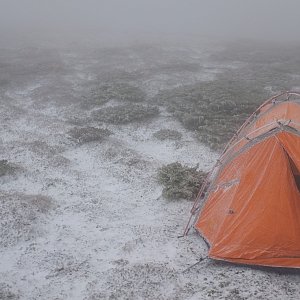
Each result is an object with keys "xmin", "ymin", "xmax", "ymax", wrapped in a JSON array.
[{"xmin": 185, "ymin": 91, "xmax": 300, "ymax": 268}]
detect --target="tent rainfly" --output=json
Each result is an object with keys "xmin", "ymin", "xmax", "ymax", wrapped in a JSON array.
[{"xmin": 185, "ymin": 91, "xmax": 300, "ymax": 268}]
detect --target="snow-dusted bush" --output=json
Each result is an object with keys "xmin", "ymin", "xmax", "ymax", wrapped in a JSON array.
[{"xmin": 158, "ymin": 162, "xmax": 207, "ymax": 200}]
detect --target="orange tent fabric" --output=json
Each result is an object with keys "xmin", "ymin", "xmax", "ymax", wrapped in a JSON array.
[{"xmin": 188, "ymin": 92, "xmax": 300, "ymax": 268}]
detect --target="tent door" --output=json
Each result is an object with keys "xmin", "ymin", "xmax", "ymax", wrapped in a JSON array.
[{"xmin": 288, "ymin": 155, "xmax": 300, "ymax": 192}]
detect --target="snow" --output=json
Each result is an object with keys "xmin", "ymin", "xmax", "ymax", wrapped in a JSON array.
[{"xmin": 1, "ymin": 42, "xmax": 300, "ymax": 300}]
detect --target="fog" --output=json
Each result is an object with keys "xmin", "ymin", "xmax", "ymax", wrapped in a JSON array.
[
  {"xmin": 1, "ymin": 0, "xmax": 300, "ymax": 45},
  {"xmin": 1, "ymin": 1, "xmax": 300, "ymax": 299}
]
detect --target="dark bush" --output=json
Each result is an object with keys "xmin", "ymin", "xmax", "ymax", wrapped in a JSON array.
[{"xmin": 157, "ymin": 162, "xmax": 207, "ymax": 200}]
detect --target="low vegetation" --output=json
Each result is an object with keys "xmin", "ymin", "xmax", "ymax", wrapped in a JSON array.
[
  {"xmin": 153, "ymin": 42, "xmax": 300, "ymax": 151},
  {"xmin": 157, "ymin": 162, "xmax": 207, "ymax": 200},
  {"xmin": 68, "ymin": 126, "xmax": 112, "ymax": 144},
  {"xmin": 83, "ymin": 82, "xmax": 146, "ymax": 108},
  {"xmin": 0, "ymin": 160, "xmax": 15, "ymax": 177},
  {"xmin": 93, "ymin": 104, "xmax": 159, "ymax": 124},
  {"xmin": 105, "ymin": 83, "xmax": 146, "ymax": 102},
  {"xmin": 153, "ymin": 129, "xmax": 182, "ymax": 141},
  {"xmin": 156, "ymin": 79, "xmax": 269, "ymax": 150}
]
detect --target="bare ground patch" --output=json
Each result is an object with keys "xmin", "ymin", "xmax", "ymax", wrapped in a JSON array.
[{"xmin": 86, "ymin": 263, "xmax": 178, "ymax": 300}]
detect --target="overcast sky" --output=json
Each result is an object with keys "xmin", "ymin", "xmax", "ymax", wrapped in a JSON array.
[{"xmin": 0, "ymin": 0, "xmax": 300, "ymax": 43}]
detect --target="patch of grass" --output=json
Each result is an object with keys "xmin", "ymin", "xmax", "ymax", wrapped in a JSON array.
[
  {"xmin": 29, "ymin": 141, "xmax": 62, "ymax": 158},
  {"xmin": 108, "ymin": 83, "xmax": 146, "ymax": 102},
  {"xmin": 84, "ymin": 82, "xmax": 146, "ymax": 108},
  {"xmin": 157, "ymin": 162, "xmax": 207, "ymax": 200},
  {"xmin": 0, "ymin": 160, "xmax": 15, "ymax": 177},
  {"xmin": 153, "ymin": 129, "xmax": 182, "ymax": 141},
  {"xmin": 68, "ymin": 127, "xmax": 112, "ymax": 144},
  {"xmin": 93, "ymin": 104, "xmax": 159, "ymax": 124}
]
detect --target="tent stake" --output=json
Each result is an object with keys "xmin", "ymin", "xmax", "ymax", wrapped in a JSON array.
[{"xmin": 182, "ymin": 257, "xmax": 207, "ymax": 273}]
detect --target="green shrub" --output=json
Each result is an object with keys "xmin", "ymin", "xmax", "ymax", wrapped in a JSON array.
[{"xmin": 157, "ymin": 162, "xmax": 207, "ymax": 200}]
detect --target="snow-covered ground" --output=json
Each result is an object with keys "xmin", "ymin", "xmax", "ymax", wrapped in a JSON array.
[{"xmin": 1, "ymin": 42, "xmax": 300, "ymax": 300}]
